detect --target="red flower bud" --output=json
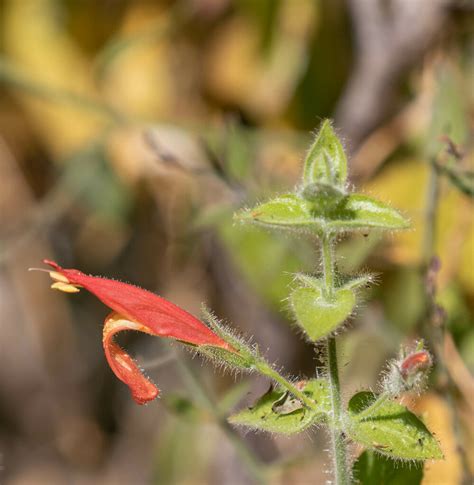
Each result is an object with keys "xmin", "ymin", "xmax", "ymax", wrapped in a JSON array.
[
  {"xmin": 400, "ymin": 350, "xmax": 432, "ymax": 378},
  {"xmin": 382, "ymin": 343, "xmax": 433, "ymax": 396},
  {"xmin": 36, "ymin": 260, "xmax": 234, "ymax": 404}
]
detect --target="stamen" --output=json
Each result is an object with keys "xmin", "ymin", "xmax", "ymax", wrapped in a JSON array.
[
  {"xmin": 49, "ymin": 271, "xmax": 70, "ymax": 283},
  {"xmin": 28, "ymin": 267, "xmax": 52, "ymax": 273},
  {"xmin": 51, "ymin": 282, "xmax": 81, "ymax": 293},
  {"xmin": 28, "ymin": 267, "xmax": 71, "ymax": 283}
]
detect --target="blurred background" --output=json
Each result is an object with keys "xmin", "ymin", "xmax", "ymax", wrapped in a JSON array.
[{"xmin": 0, "ymin": 0, "xmax": 473, "ymax": 484}]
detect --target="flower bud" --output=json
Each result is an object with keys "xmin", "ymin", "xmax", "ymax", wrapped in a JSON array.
[{"xmin": 382, "ymin": 341, "xmax": 432, "ymax": 396}]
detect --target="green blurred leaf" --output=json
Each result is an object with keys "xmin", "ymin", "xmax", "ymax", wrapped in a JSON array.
[
  {"xmin": 426, "ymin": 61, "xmax": 469, "ymax": 157},
  {"xmin": 219, "ymin": 218, "xmax": 310, "ymax": 307},
  {"xmin": 229, "ymin": 379, "xmax": 330, "ymax": 434},
  {"xmin": 303, "ymin": 119, "xmax": 347, "ymax": 188},
  {"xmin": 163, "ymin": 394, "xmax": 201, "ymax": 420},
  {"xmin": 217, "ymin": 381, "xmax": 252, "ymax": 415},
  {"xmin": 382, "ymin": 268, "xmax": 425, "ymax": 333},
  {"xmin": 353, "ymin": 450, "xmax": 423, "ymax": 485},
  {"xmin": 347, "ymin": 392, "xmax": 443, "ymax": 461},
  {"xmin": 64, "ymin": 147, "xmax": 132, "ymax": 224},
  {"xmin": 336, "ymin": 231, "xmax": 383, "ymax": 273},
  {"xmin": 290, "ymin": 285, "xmax": 355, "ymax": 341}
]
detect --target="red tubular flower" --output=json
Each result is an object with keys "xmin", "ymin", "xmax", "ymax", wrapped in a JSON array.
[{"xmin": 37, "ymin": 260, "xmax": 234, "ymax": 404}]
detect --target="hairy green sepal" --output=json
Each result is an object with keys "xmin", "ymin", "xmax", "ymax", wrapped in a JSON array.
[
  {"xmin": 200, "ymin": 306, "xmax": 258, "ymax": 370},
  {"xmin": 347, "ymin": 392, "xmax": 443, "ymax": 461},
  {"xmin": 229, "ymin": 379, "xmax": 330, "ymax": 434},
  {"xmin": 353, "ymin": 450, "xmax": 423, "ymax": 485}
]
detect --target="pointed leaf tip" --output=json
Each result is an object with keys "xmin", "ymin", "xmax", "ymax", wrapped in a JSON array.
[
  {"xmin": 303, "ymin": 120, "xmax": 347, "ymax": 188},
  {"xmin": 347, "ymin": 392, "xmax": 443, "ymax": 461},
  {"xmin": 235, "ymin": 195, "xmax": 317, "ymax": 231}
]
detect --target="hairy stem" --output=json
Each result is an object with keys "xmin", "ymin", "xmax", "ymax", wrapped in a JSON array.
[
  {"xmin": 321, "ymin": 233, "xmax": 335, "ymax": 295},
  {"xmin": 255, "ymin": 360, "xmax": 317, "ymax": 410},
  {"xmin": 321, "ymin": 234, "xmax": 350, "ymax": 485}
]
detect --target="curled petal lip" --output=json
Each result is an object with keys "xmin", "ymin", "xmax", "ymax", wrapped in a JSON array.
[
  {"xmin": 39, "ymin": 260, "xmax": 235, "ymax": 404},
  {"xmin": 103, "ymin": 313, "xmax": 159, "ymax": 405}
]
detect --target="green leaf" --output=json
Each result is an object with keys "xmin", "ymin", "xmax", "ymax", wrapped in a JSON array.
[
  {"xmin": 326, "ymin": 195, "xmax": 410, "ymax": 231},
  {"xmin": 163, "ymin": 394, "xmax": 201, "ymax": 421},
  {"xmin": 339, "ymin": 273, "xmax": 375, "ymax": 291},
  {"xmin": 294, "ymin": 272, "xmax": 374, "ymax": 293},
  {"xmin": 217, "ymin": 381, "xmax": 252, "ymax": 415},
  {"xmin": 347, "ymin": 392, "xmax": 443, "ymax": 461},
  {"xmin": 236, "ymin": 194, "xmax": 316, "ymax": 231},
  {"xmin": 353, "ymin": 450, "xmax": 423, "ymax": 485},
  {"xmin": 290, "ymin": 285, "xmax": 355, "ymax": 341},
  {"xmin": 236, "ymin": 193, "xmax": 409, "ymax": 235},
  {"xmin": 303, "ymin": 120, "xmax": 347, "ymax": 188},
  {"xmin": 293, "ymin": 273, "xmax": 325, "ymax": 290},
  {"xmin": 229, "ymin": 379, "xmax": 330, "ymax": 434}
]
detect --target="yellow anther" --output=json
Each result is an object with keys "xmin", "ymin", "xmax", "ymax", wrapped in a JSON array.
[
  {"xmin": 49, "ymin": 271, "xmax": 70, "ymax": 283},
  {"xmin": 51, "ymin": 281, "xmax": 81, "ymax": 293}
]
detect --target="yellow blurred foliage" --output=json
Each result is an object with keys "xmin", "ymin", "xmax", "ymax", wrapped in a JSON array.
[
  {"xmin": 413, "ymin": 393, "xmax": 463, "ymax": 485},
  {"xmin": 2, "ymin": 0, "xmax": 107, "ymax": 157},
  {"xmin": 205, "ymin": 1, "xmax": 314, "ymax": 120},
  {"xmin": 100, "ymin": 5, "xmax": 175, "ymax": 121},
  {"xmin": 364, "ymin": 159, "xmax": 474, "ymax": 293}
]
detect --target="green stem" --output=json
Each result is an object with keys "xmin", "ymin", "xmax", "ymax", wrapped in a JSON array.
[
  {"xmin": 255, "ymin": 361, "xmax": 317, "ymax": 410},
  {"xmin": 422, "ymin": 161, "xmax": 440, "ymax": 262},
  {"xmin": 357, "ymin": 392, "xmax": 390, "ymax": 420},
  {"xmin": 422, "ymin": 163, "xmax": 472, "ymax": 484},
  {"xmin": 321, "ymin": 234, "xmax": 350, "ymax": 485},
  {"xmin": 321, "ymin": 233, "xmax": 335, "ymax": 296},
  {"xmin": 326, "ymin": 337, "xmax": 350, "ymax": 485}
]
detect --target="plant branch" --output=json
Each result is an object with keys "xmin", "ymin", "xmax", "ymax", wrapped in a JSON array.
[
  {"xmin": 421, "ymin": 163, "xmax": 473, "ymax": 484},
  {"xmin": 255, "ymin": 360, "xmax": 317, "ymax": 410}
]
